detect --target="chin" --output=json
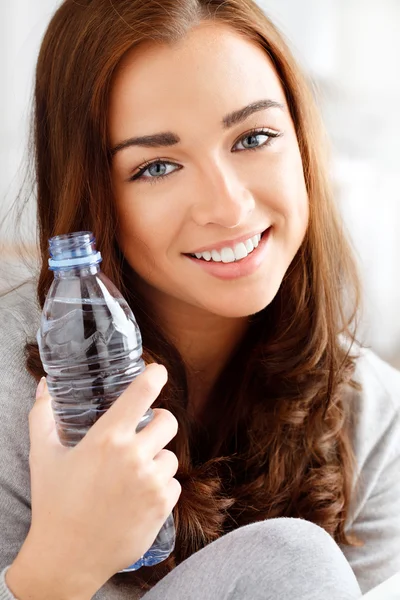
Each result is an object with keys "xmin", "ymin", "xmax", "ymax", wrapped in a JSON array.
[{"xmin": 202, "ymin": 287, "xmax": 279, "ymax": 319}]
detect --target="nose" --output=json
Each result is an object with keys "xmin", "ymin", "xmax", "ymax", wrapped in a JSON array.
[{"xmin": 190, "ymin": 160, "xmax": 255, "ymax": 228}]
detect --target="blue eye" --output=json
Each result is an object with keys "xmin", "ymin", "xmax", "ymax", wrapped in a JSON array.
[
  {"xmin": 233, "ymin": 129, "xmax": 280, "ymax": 152},
  {"xmin": 131, "ymin": 161, "xmax": 180, "ymax": 182}
]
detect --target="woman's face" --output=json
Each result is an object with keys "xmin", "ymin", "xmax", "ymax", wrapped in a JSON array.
[{"xmin": 109, "ymin": 22, "xmax": 309, "ymax": 319}]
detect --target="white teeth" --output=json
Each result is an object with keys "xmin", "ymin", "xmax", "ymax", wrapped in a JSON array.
[
  {"xmin": 221, "ymin": 247, "xmax": 235, "ymax": 263},
  {"xmin": 244, "ymin": 238, "xmax": 254, "ymax": 253},
  {"xmin": 192, "ymin": 232, "xmax": 263, "ymax": 262},
  {"xmin": 233, "ymin": 242, "xmax": 248, "ymax": 261}
]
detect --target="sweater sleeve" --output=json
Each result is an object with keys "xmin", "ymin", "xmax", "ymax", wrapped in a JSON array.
[
  {"xmin": 340, "ymin": 349, "xmax": 400, "ymax": 595},
  {"xmin": 0, "ymin": 568, "xmax": 17, "ymax": 600},
  {"xmin": 0, "ymin": 307, "xmax": 37, "ymax": 597}
]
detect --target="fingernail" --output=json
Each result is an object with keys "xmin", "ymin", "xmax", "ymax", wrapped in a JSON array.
[{"xmin": 36, "ymin": 377, "xmax": 46, "ymax": 400}]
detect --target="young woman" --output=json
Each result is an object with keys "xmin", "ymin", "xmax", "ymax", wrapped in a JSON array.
[{"xmin": 1, "ymin": 1, "xmax": 399, "ymax": 599}]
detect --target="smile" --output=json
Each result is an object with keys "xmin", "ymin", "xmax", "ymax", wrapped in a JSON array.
[
  {"xmin": 184, "ymin": 228, "xmax": 272, "ymax": 281},
  {"xmin": 189, "ymin": 233, "xmax": 262, "ymax": 263}
]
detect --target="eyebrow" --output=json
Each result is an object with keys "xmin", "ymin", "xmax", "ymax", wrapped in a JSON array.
[{"xmin": 110, "ymin": 99, "xmax": 285, "ymax": 156}]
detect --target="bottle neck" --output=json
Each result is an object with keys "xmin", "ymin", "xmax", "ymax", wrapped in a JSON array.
[{"xmin": 53, "ymin": 264, "xmax": 101, "ymax": 279}]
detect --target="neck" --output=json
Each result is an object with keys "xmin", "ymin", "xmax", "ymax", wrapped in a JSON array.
[
  {"xmin": 138, "ymin": 284, "xmax": 250, "ymax": 419},
  {"xmin": 177, "ymin": 312, "xmax": 249, "ymax": 415}
]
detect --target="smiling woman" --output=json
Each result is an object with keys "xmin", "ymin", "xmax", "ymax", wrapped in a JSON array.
[{"xmin": 0, "ymin": 1, "xmax": 399, "ymax": 600}]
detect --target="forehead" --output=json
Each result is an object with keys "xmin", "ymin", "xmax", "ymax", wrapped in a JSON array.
[{"xmin": 108, "ymin": 22, "xmax": 287, "ymax": 139}]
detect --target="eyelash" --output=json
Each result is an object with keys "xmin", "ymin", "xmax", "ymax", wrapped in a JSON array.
[{"xmin": 129, "ymin": 128, "xmax": 282, "ymax": 184}]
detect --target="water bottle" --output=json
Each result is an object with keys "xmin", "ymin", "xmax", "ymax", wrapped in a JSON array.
[{"xmin": 36, "ymin": 231, "xmax": 175, "ymax": 572}]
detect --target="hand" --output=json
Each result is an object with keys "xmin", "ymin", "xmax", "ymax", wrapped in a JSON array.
[{"xmin": 7, "ymin": 363, "xmax": 181, "ymax": 600}]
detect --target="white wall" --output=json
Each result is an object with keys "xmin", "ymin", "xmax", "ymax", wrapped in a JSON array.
[
  {"xmin": 0, "ymin": 0, "xmax": 61, "ymax": 285},
  {"xmin": 1, "ymin": 0, "xmax": 60, "ymax": 230}
]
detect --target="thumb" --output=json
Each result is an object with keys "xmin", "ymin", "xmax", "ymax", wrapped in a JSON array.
[{"xmin": 29, "ymin": 377, "xmax": 61, "ymax": 451}]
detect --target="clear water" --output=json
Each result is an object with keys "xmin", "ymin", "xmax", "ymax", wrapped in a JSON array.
[
  {"xmin": 37, "ymin": 278, "xmax": 175, "ymax": 571},
  {"xmin": 39, "ymin": 297, "xmax": 145, "ymax": 447}
]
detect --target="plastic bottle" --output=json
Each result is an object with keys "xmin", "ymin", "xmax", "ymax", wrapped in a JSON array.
[{"xmin": 36, "ymin": 231, "xmax": 175, "ymax": 572}]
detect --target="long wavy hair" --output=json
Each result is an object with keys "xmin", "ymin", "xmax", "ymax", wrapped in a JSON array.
[{"xmin": 22, "ymin": 0, "xmax": 363, "ymax": 591}]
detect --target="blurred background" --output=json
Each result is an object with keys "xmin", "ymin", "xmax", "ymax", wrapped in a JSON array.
[{"xmin": 1, "ymin": 0, "xmax": 399, "ymax": 366}]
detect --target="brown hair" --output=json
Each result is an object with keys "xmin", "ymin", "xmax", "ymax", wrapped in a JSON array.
[{"xmin": 23, "ymin": 0, "xmax": 362, "ymax": 591}]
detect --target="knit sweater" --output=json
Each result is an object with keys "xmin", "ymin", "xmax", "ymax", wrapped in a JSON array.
[{"xmin": 0, "ymin": 279, "xmax": 399, "ymax": 599}]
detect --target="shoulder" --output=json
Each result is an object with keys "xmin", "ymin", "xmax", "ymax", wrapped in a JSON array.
[
  {"xmin": 347, "ymin": 343, "xmax": 400, "ymax": 502},
  {"xmin": 0, "ymin": 278, "xmax": 40, "ymax": 417},
  {"xmin": 353, "ymin": 345, "xmax": 400, "ymax": 414},
  {"xmin": 350, "ymin": 346, "xmax": 400, "ymax": 451},
  {"xmin": 340, "ymin": 345, "xmax": 400, "ymax": 591},
  {"xmin": 0, "ymin": 280, "xmax": 40, "ymax": 568},
  {"xmin": 0, "ymin": 278, "xmax": 40, "ymax": 340}
]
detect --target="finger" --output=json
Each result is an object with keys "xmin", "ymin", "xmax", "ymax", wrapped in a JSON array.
[
  {"xmin": 90, "ymin": 363, "xmax": 168, "ymax": 438},
  {"xmin": 137, "ymin": 408, "xmax": 178, "ymax": 458},
  {"xmin": 153, "ymin": 449, "xmax": 179, "ymax": 482},
  {"xmin": 29, "ymin": 377, "xmax": 63, "ymax": 454},
  {"xmin": 166, "ymin": 477, "xmax": 182, "ymax": 509}
]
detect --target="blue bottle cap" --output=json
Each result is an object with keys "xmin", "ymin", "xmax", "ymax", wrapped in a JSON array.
[{"xmin": 48, "ymin": 231, "xmax": 103, "ymax": 270}]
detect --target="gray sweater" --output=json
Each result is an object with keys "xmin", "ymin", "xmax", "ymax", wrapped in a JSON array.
[{"xmin": 0, "ymin": 280, "xmax": 399, "ymax": 598}]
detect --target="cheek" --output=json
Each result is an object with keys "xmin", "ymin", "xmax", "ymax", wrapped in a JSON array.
[
  {"xmin": 244, "ymin": 132, "xmax": 307, "ymax": 213},
  {"xmin": 115, "ymin": 193, "xmax": 180, "ymax": 274},
  {"xmin": 115, "ymin": 198, "xmax": 155, "ymax": 264},
  {"xmin": 276, "ymin": 147, "xmax": 309, "ymax": 227},
  {"xmin": 253, "ymin": 154, "xmax": 309, "ymax": 227},
  {"xmin": 290, "ymin": 158, "xmax": 310, "ymax": 231}
]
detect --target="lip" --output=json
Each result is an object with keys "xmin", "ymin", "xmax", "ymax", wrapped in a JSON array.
[
  {"xmin": 186, "ymin": 228, "xmax": 268, "ymax": 255},
  {"xmin": 184, "ymin": 227, "xmax": 272, "ymax": 281}
]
